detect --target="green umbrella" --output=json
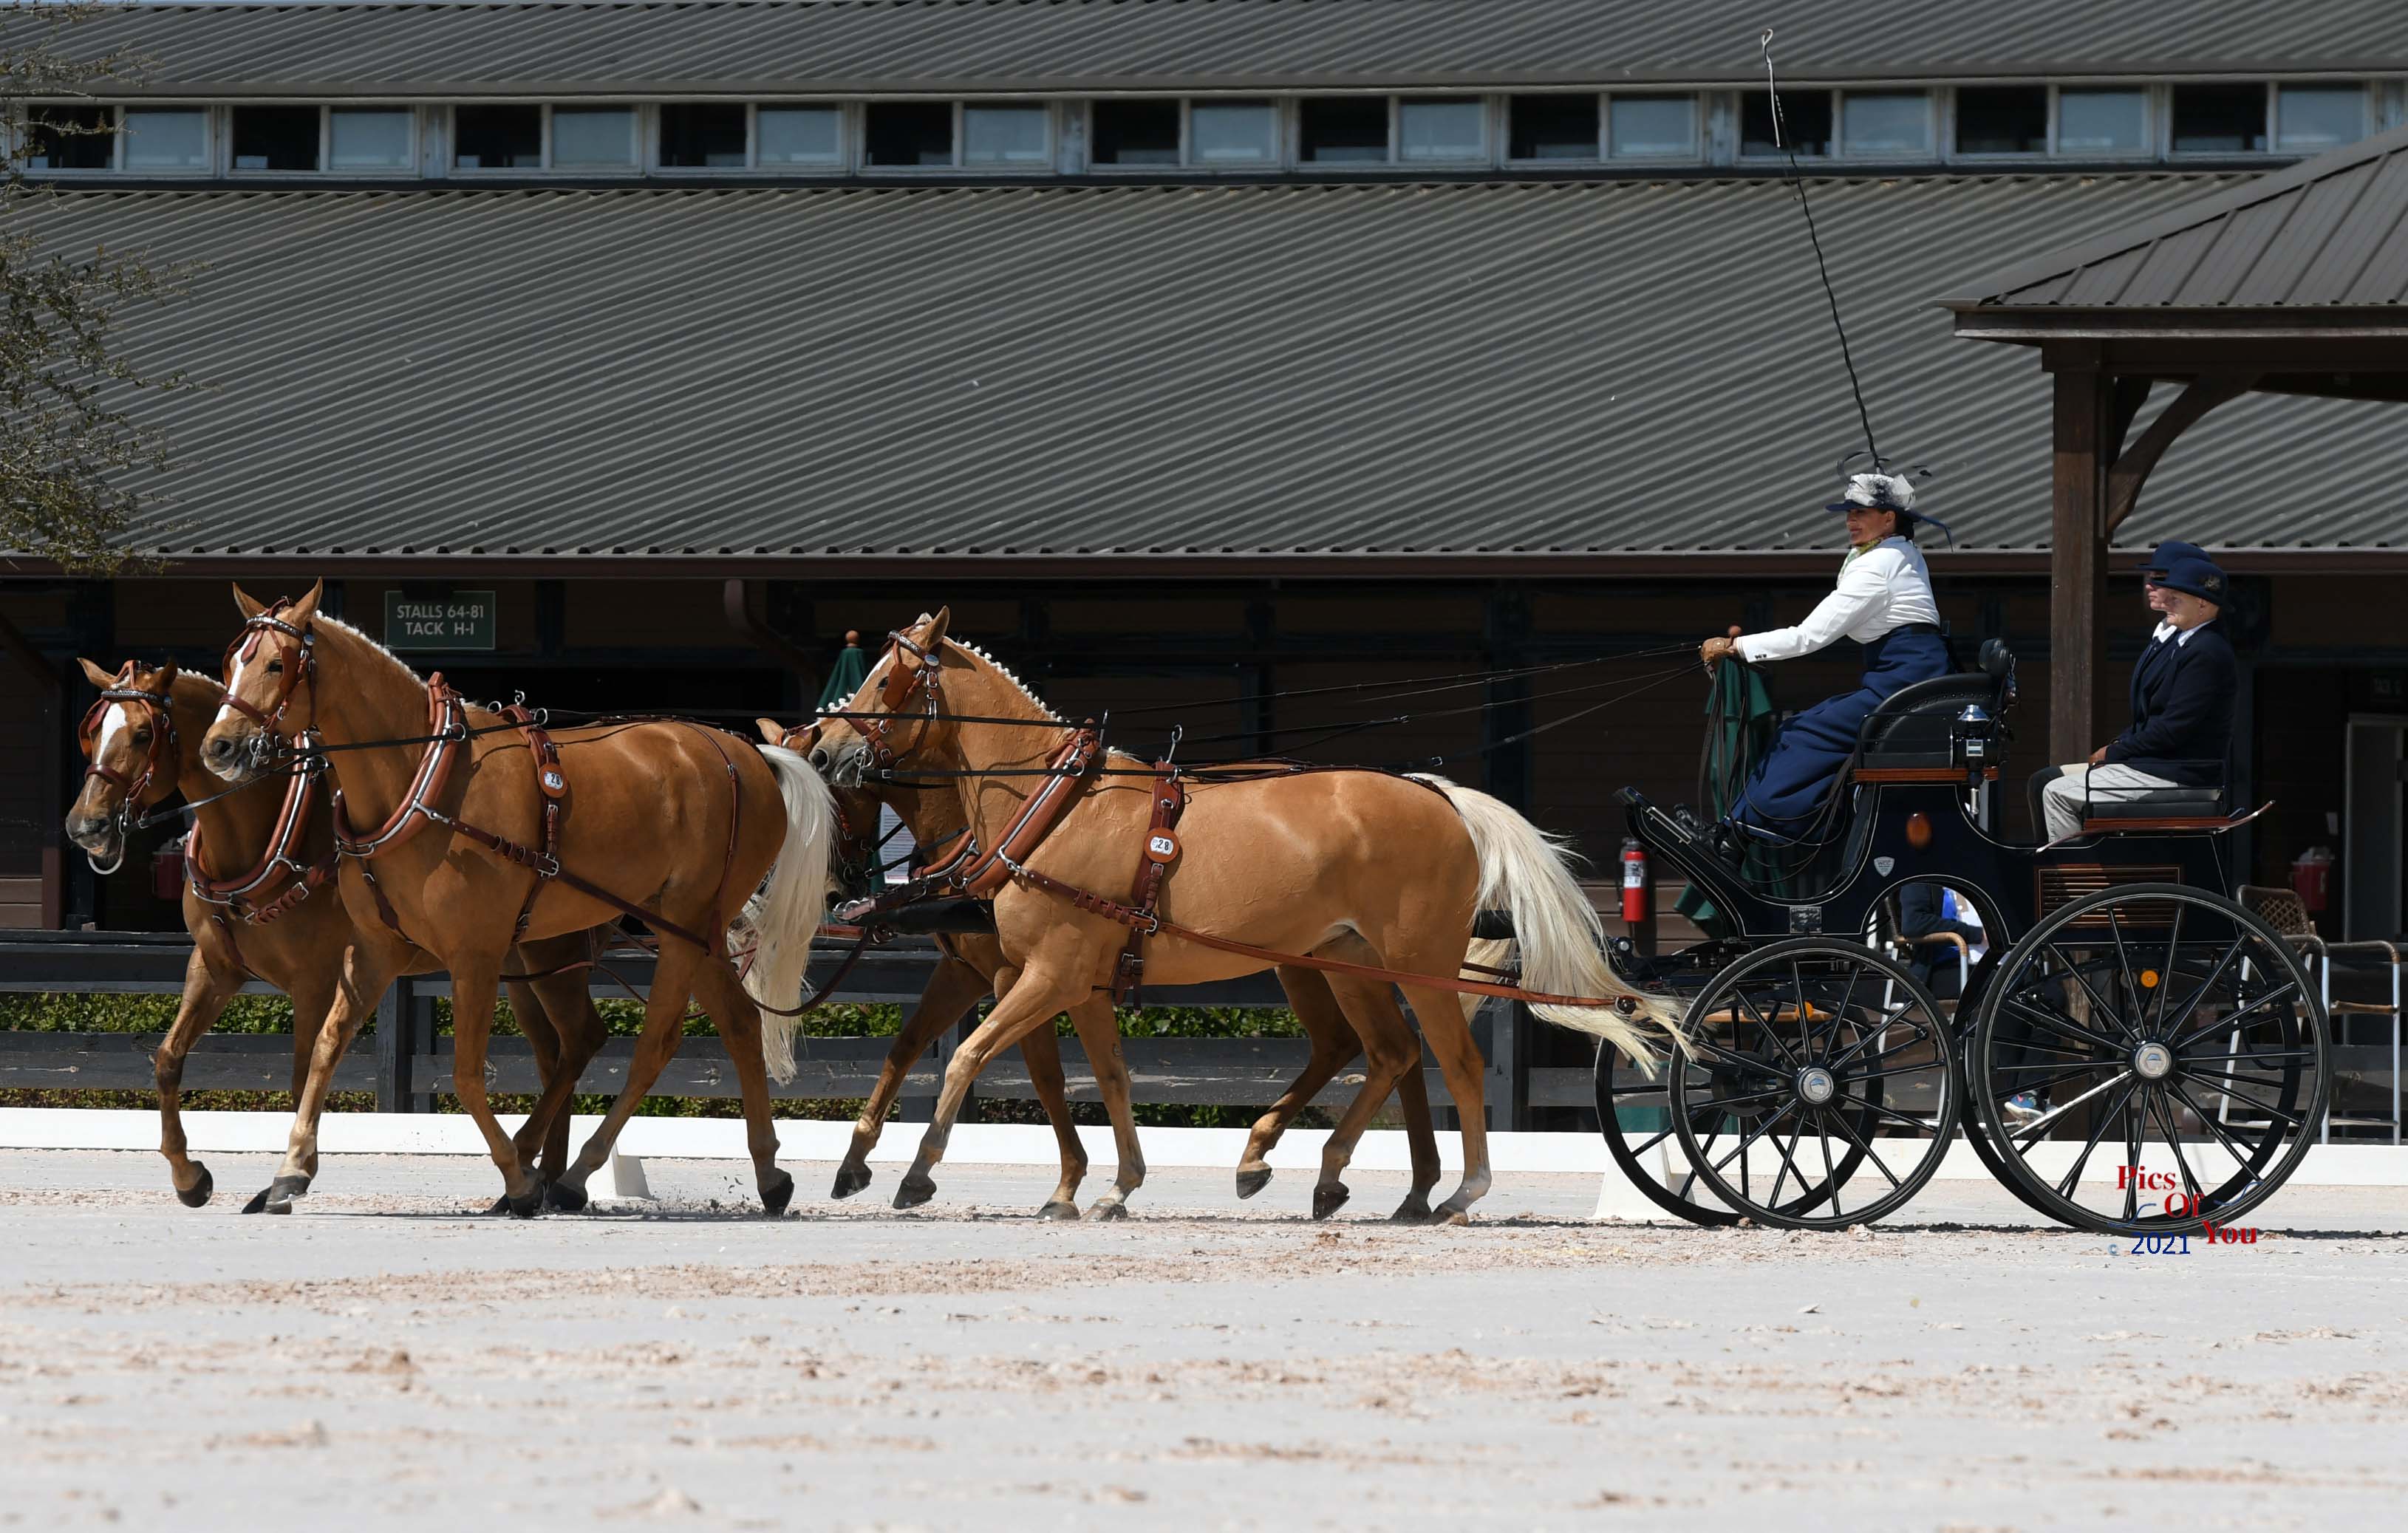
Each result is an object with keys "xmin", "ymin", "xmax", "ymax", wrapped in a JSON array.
[
  {"xmin": 816, "ymin": 632, "xmax": 871, "ymax": 711},
  {"xmin": 1677, "ymin": 658, "xmax": 1782, "ymax": 926}
]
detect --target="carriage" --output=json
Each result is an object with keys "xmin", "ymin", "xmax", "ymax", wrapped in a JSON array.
[{"xmin": 1596, "ymin": 640, "xmax": 2329, "ymax": 1236}]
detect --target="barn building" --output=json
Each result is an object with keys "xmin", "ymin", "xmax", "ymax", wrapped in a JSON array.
[{"xmin": 3, "ymin": 0, "xmax": 2405, "ymax": 953}]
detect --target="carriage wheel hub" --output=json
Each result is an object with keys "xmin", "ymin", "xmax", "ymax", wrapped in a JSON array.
[
  {"xmin": 1796, "ymin": 1066, "xmax": 1838, "ymax": 1105},
  {"xmin": 2132, "ymin": 1042, "xmax": 2175, "ymax": 1081}
]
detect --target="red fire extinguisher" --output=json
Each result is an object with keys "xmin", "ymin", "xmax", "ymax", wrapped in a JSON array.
[{"xmin": 1621, "ymin": 837, "xmax": 1650, "ymax": 924}]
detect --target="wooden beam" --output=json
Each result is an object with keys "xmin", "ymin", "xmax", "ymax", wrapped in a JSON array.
[
  {"xmin": 2050, "ymin": 364, "xmax": 2110, "ymax": 771},
  {"xmin": 0, "ymin": 607, "xmax": 62, "ymax": 930},
  {"xmin": 2104, "ymin": 373, "xmax": 2259, "ymax": 536}
]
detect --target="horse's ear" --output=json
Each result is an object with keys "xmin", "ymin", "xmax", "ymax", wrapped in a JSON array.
[
  {"xmin": 754, "ymin": 717, "xmax": 788, "ymax": 746},
  {"xmin": 285, "ymin": 579, "xmax": 325, "ymax": 625},
  {"xmin": 231, "ymin": 584, "xmax": 265, "ymax": 618},
  {"xmin": 922, "ymin": 606, "xmax": 952, "ymax": 651},
  {"xmin": 157, "ymin": 662, "xmax": 180, "ymax": 689},
  {"xmin": 77, "ymin": 657, "xmax": 115, "ymax": 689}
]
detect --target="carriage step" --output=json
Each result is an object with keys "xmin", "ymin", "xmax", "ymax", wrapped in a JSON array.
[{"xmin": 2328, "ymin": 1001, "xmax": 2398, "ymax": 1015}]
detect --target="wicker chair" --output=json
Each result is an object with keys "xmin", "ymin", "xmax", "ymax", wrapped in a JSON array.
[{"xmin": 2238, "ymin": 884, "xmax": 2401, "ymax": 1144}]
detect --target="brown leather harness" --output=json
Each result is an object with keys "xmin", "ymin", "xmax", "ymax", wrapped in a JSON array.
[{"xmin": 225, "ymin": 607, "xmax": 743, "ymax": 959}]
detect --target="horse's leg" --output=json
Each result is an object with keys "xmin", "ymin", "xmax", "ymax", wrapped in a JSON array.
[
  {"xmin": 444, "ymin": 951, "xmax": 546, "ymax": 1215},
  {"xmin": 1319, "ymin": 974, "xmax": 1445, "ymax": 1221},
  {"xmin": 834, "ymin": 956, "xmax": 989, "ymax": 1201},
  {"xmin": 250, "ymin": 943, "xmax": 395, "ymax": 1214},
  {"xmin": 896, "ymin": 963, "xmax": 1087, "ymax": 1210},
  {"xmin": 1235, "ymin": 967, "xmax": 1360, "ymax": 1201},
  {"xmin": 554, "ymin": 940, "xmax": 703, "ymax": 1206},
  {"xmin": 508, "ymin": 963, "xmax": 612, "ymax": 1209},
  {"xmin": 1301, "ymin": 975, "xmax": 1424, "ymax": 1221},
  {"xmin": 1064, "ymin": 996, "xmax": 1145, "ymax": 1220},
  {"xmin": 1400, "ymin": 976, "xmax": 1494, "ymax": 1225},
  {"xmin": 1018, "ymin": 1014, "xmax": 1089, "ymax": 1219},
  {"xmin": 689, "ymin": 956, "xmax": 795, "ymax": 1215},
  {"xmin": 284, "ymin": 972, "xmax": 338, "ymax": 1184},
  {"xmin": 156, "ymin": 940, "xmax": 242, "ymax": 1206},
  {"xmin": 502, "ymin": 975, "xmax": 567, "ymax": 1200}
]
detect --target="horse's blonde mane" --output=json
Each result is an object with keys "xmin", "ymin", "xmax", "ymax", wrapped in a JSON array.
[
  {"xmin": 947, "ymin": 638, "xmax": 1065, "ymax": 723},
  {"xmin": 313, "ymin": 611, "xmax": 428, "ymax": 692}
]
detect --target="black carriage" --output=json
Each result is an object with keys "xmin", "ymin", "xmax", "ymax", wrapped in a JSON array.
[{"xmin": 1600, "ymin": 641, "xmax": 2330, "ymax": 1235}]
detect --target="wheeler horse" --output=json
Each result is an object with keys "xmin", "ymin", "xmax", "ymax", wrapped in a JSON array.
[
  {"xmin": 788, "ymin": 610, "xmax": 1687, "ymax": 1224},
  {"xmin": 201, "ymin": 582, "xmax": 837, "ymax": 1216}
]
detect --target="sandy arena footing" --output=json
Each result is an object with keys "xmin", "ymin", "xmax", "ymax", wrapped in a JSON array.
[{"xmin": 3, "ymin": 1149, "xmax": 2405, "ymax": 1530}]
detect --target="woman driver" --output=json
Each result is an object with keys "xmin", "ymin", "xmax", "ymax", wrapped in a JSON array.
[{"xmin": 1700, "ymin": 471, "xmax": 1953, "ymax": 847}]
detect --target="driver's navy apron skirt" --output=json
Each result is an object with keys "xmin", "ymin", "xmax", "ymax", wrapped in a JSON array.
[{"xmin": 1735, "ymin": 626, "xmax": 1952, "ymax": 838}]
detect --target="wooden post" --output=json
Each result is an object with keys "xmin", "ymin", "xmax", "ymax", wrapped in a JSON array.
[
  {"xmin": 2048, "ymin": 358, "xmax": 2111, "ymax": 769},
  {"xmin": 375, "ymin": 976, "xmax": 415, "ymax": 1113},
  {"xmin": 1486, "ymin": 999, "xmax": 1532, "ymax": 1133}
]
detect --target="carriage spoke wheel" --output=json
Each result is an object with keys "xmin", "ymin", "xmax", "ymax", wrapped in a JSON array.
[
  {"xmin": 1665, "ymin": 938, "xmax": 1957, "ymax": 1229},
  {"xmin": 1594, "ymin": 1031, "xmax": 1869, "ymax": 1227},
  {"xmin": 1971, "ymin": 883, "xmax": 2329, "ymax": 1237}
]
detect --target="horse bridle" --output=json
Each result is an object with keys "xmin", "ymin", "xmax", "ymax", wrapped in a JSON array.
[
  {"xmin": 843, "ymin": 629, "xmax": 945, "ymax": 771},
  {"xmin": 77, "ymin": 663, "xmax": 180, "ymax": 872},
  {"xmin": 221, "ymin": 601, "xmax": 318, "ymax": 736}
]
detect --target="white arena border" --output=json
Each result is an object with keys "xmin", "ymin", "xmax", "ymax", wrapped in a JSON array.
[{"xmin": 4, "ymin": 1108, "xmax": 2401, "ymax": 1218}]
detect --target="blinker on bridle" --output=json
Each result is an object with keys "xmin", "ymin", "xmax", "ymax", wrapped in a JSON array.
[{"xmin": 221, "ymin": 600, "xmax": 318, "ymax": 734}]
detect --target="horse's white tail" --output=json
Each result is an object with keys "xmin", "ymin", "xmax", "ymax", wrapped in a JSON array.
[
  {"xmin": 1411, "ymin": 774, "xmax": 1691, "ymax": 1069},
  {"xmin": 742, "ymin": 745, "xmax": 839, "ymax": 1082}
]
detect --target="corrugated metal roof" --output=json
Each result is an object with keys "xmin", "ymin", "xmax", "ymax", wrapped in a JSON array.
[
  {"xmin": 1943, "ymin": 120, "xmax": 2408, "ymax": 308},
  {"xmin": 22, "ymin": 171, "xmax": 2406, "ymax": 564},
  {"xmin": 30, "ymin": 0, "xmax": 2408, "ymax": 98}
]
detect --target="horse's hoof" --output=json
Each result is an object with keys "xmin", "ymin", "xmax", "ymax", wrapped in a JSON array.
[
  {"xmin": 545, "ymin": 1179, "xmax": 588, "ymax": 1214},
  {"xmin": 484, "ymin": 1195, "xmax": 513, "ymax": 1217},
  {"xmin": 259, "ymin": 1175, "xmax": 310, "ymax": 1215},
  {"xmin": 506, "ymin": 1186, "xmax": 545, "ymax": 1220},
  {"xmin": 759, "ymin": 1170, "xmax": 795, "ymax": 1217},
  {"xmin": 1037, "ymin": 1200, "xmax": 1079, "ymax": 1220},
  {"xmin": 1085, "ymin": 1200, "xmax": 1129, "ymax": 1222},
  {"xmin": 1312, "ymin": 1183, "xmax": 1351, "ymax": 1220},
  {"xmin": 176, "ymin": 1164, "xmax": 214, "ymax": 1209},
  {"xmin": 1425, "ymin": 1206, "xmax": 1472, "ymax": 1227},
  {"xmin": 1388, "ymin": 1198, "xmax": 1433, "ymax": 1223},
  {"xmin": 241, "ymin": 1186, "xmax": 271, "ymax": 1215},
  {"xmin": 830, "ymin": 1162, "xmax": 873, "ymax": 1201},
  {"xmin": 893, "ymin": 1175, "xmax": 936, "ymax": 1210},
  {"xmin": 265, "ymin": 1198, "xmax": 293, "ymax": 1216},
  {"xmin": 1235, "ymin": 1165, "xmax": 1273, "ymax": 1200}
]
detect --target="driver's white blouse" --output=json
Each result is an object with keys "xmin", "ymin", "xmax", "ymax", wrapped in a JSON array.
[{"xmin": 1735, "ymin": 536, "xmax": 1939, "ymax": 664}]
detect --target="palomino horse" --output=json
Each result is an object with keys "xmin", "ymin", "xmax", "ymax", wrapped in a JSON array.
[
  {"xmin": 202, "ymin": 583, "xmax": 836, "ymax": 1215},
  {"xmin": 66, "ymin": 660, "xmax": 614, "ymax": 1210},
  {"xmin": 797, "ymin": 611, "xmax": 1685, "ymax": 1223},
  {"xmin": 764, "ymin": 716, "xmax": 1460, "ymax": 1220}
]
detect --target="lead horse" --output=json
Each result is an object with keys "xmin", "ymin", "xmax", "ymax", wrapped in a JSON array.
[
  {"xmin": 202, "ymin": 583, "xmax": 836, "ymax": 1215},
  {"xmin": 67, "ymin": 659, "xmax": 615, "ymax": 1209},
  {"xmin": 794, "ymin": 610, "xmax": 1687, "ymax": 1223}
]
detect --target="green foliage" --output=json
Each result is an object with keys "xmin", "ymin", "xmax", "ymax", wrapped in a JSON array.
[{"xmin": 2, "ymin": 3, "xmax": 192, "ymax": 573}]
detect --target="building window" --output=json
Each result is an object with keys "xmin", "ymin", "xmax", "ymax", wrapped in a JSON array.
[
  {"xmin": 1608, "ymin": 95, "xmax": 1694, "ymax": 158},
  {"xmin": 1091, "ymin": 99, "xmax": 1179, "ymax": 165},
  {"xmin": 551, "ymin": 106, "xmax": 635, "ymax": 168},
  {"xmin": 1398, "ymin": 98, "xmax": 1484, "ymax": 162},
  {"xmin": 757, "ymin": 106, "xmax": 842, "ymax": 166},
  {"xmin": 1507, "ymin": 95, "xmax": 1599, "ymax": 160},
  {"xmin": 231, "ymin": 105, "xmax": 320, "ymax": 171},
  {"xmin": 121, "ymin": 106, "xmax": 208, "ymax": 171},
  {"xmin": 25, "ymin": 104, "xmax": 113, "ymax": 170},
  {"xmin": 328, "ymin": 108, "xmax": 413, "ymax": 171},
  {"xmin": 453, "ymin": 104, "xmax": 542, "ymax": 169},
  {"xmin": 2056, "ymin": 88, "xmax": 2147, "ymax": 154},
  {"xmin": 1189, "ymin": 100, "xmax": 1275, "ymax": 164},
  {"xmin": 659, "ymin": 103, "xmax": 747, "ymax": 168},
  {"xmin": 1299, "ymin": 97, "xmax": 1388, "ymax": 163},
  {"xmin": 2172, "ymin": 83, "xmax": 2268, "ymax": 154},
  {"xmin": 1955, "ymin": 86, "xmax": 2047, "ymax": 155},
  {"xmin": 1840, "ymin": 91, "xmax": 1931, "ymax": 155},
  {"xmin": 2274, "ymin": 83, "xmax": 2363, "ymax": 152},
  {"xmin": 963, "ymin": 103, "xmax": 1048, "ymax": 166},
  {"xmin": 864, "ymin": 100, "xmax": 955, "ymax": 166},
  {"xmin": 1742, "ymin": 90, "xmax": 1831, "ymax": 157}
]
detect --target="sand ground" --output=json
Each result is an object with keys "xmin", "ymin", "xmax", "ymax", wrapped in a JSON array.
[{"xmin": 3, "ymin": 1149, "xmax": 2405, "ymax": 1532}]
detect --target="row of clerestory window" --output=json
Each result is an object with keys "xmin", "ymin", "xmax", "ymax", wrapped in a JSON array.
[{"xmin": 15, "ymin": 83, "xmax": 2390, "ymax": 178}]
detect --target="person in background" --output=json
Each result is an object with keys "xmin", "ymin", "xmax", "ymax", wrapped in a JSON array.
[
  {"xmin": 1898, "ymin": 882, "xmax": 1984, "ymax": 999},
  {"xmin": 2032, "ymin": 547, "xmax": 2235, "ymax": 841}
]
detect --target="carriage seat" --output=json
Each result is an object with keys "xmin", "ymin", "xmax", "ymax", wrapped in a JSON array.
[
  {"xmin": 2085, "ymin": 784, "xmax": 2225, "ymax": 819},
  {"xmin": 1855, "ymin": 640, "xmax": 2016, "ymax": 770}
]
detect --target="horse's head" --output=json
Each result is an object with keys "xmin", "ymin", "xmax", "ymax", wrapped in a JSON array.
[
  {"xmin": 761, "ymin": 716, "xmax": 884, "ymax": 901},
  {"xmin": 66, "ymin": 658, "xmax": 183, "ymax": 873},
  {"xmin": 202, "ymin": 579, "xmax": 324, "ymax": 782},
  {"xmin": 810, "ymin": 607, "xmax": 955, "ymax": 789}
]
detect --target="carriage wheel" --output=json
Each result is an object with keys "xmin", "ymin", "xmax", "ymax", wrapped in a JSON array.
[
  {"xmin": 1594, "ymin": 1035, "xmax": 1869, "ymax": 1226},
  {"xmin": 1666, "ymin": 938, "xmax": 1957, "ymax": 1229},
  {"xmin": 1971, "ymin": 884, "xmax": 2329, "ymax": 1237}
]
